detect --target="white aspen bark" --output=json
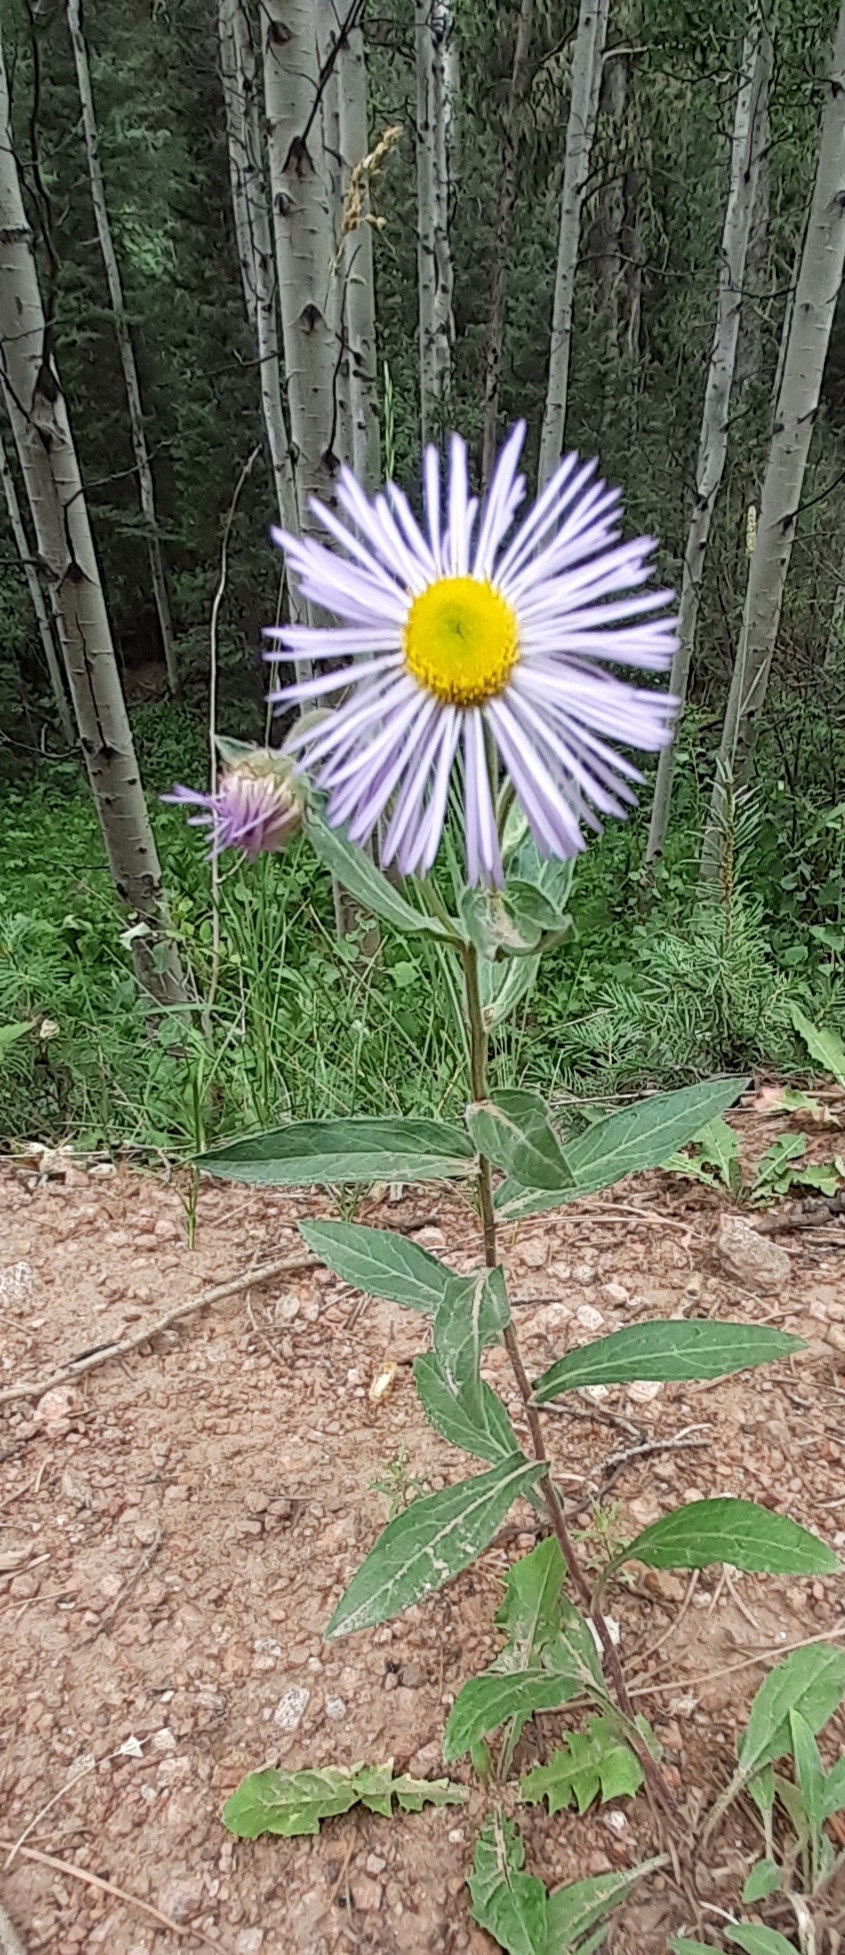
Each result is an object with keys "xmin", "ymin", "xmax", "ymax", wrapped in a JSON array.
[
  {"xmin": 480, "ymin": 0, "xmax": 534, "ymax": 486},
  {"xmin": 218, "ymin": 0, "xmax": 298, "ymax": 540},
  {"xmin": 66, "ymin": 0, "xmax": 178, "ymax": 697},
  {"xmin": 702, "ymin": 0, "xmax": 845, "ymax": 881},
  {"xmin": 0, "ymin": 33, "xmax": 186, "ymax": 1006},
  {"xmin": 262, "ymin": 0, "xmax": 340, "ymax": 528},
  {"xmin": 318, "ymin": 0, "xmax": 353, "ymax": 472},
  {"xmin": 646, "ymin": 12, "xmax": 773, "ymax": 868},
  {"xmin": 537, "ymin": 0, "xmax": 610, "ymax": 491},
  {"xmin": 415, "ymin": 0, "xmax": 454, "ymax": 445},
  {"xmin": 336, "ymin": 15, "xmax": 380, "ymax": 492},
  {"xmin": 735, "ymin": 92, "xmax": 771, "ymax": 393},
  {"xmin": 0, "ymin": 423, "xmax": 75, "ymax": 745}
]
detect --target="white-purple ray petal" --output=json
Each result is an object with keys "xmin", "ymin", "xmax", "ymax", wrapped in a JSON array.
[
  {"xmin": 487, "ymin": 697, "xmax": 587, "ymax": 858},
  {"xmin": 381, "ymin": 710, "xmax": 450, "ymax": 868},
  {"xmin": 268, "ymin": 655, "xmax": 400, "ymax": 706},
  {"xmin": 464, "ymin": 710, "xmax": 501, "ymax": 885},
  {"xmin": 415, "ymin": 708, "xmax": 462, "ymax": 872},
  {"xmin": 424, "ymin": 445, "xmax": 443, "ymax": 569},
  {"xmin": 473, "ymin": 421, "xmax": 527, "ymax": 581},
  {"xmin": 386, "ymin": 482, "xmax": 440, "ymax": 582},
  {"xmin": 265, "ymin": 624, "xmax": 403, "ymax": 662}
]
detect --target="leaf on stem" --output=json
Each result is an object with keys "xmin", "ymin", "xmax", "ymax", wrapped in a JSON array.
[
  {"xmin": 532, "ymin": 1322, "xmax": 802, "ymax": 1402},
  {"xmin": 195, "ymin": 1115, "xmax": 475, "ymax": 1186},
  {"xmin": 519, "ymin": 1715, "xmax": 645, "ymax": 1814},
  {"xmin": 468, "ymin": 1815, "xmax": 548, "ymax": 1955},
  {"xmin": 616, "ymin": 1499, "xmax": 838, "ymax": 1580},
  {"xmin": 298, "ymin": 1219, "xmax": 469, "ymax": 1315},
  {"xmin": 222, "ymin": 1759, "xmax": 466, "ymax": 1838}
]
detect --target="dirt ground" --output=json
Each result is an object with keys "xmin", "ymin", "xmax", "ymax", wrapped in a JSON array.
[{"xmin": 1, "ymin": 1111, "xmax": 845, "ymax": 1955}]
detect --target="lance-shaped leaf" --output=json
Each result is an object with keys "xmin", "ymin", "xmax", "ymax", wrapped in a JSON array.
[
  {"xmin": 468, "ymin": 1815, "xmax": 547, "ymax": 1955},
  {"xmin": 533, "ymin": 1322, "xmax": 803, "ymax": 1403},
  {"xmin": 546, "ymin": 1858, "xmax": 666, "ymax": 1951},
  {"xmin": 196, "ymin": 1116, "xmax": 475, "ymax": 1187},
  {"xmin": 443, "ymin": 1539, "xmax": 601, "ymax": 1760},
  {"xmin": 326, "ymin": 1455, "xmax": 545, "ymax": 1639},
  {"xmin": 465, "ymin": 1090, "xmax": 574, "ymax": 1191},
  {"xmin": 823, "ymin": 1753, "xmax": 845, "ymax": 1818},
  {"xmin": 414, "ymin": 1354, "xmax": 521, "ymax": 1465},
  {"xmin": 615, "ymin": 1499, "xmax": 839, "ymax": 1581},
  {"xmin": 520, "ymin": 1716, "xmax": 645, "ymax": 1815},
  {"xmin": 708, "ymin": 1643, "xmax": 845, "ymax": 1833},
  {"xmin": 727, "ymin": 1929, "xmax": 799, "ymax": 1955},
  {"xmin": 790, "ymin": 1709, "xmax": 825, "ymax": 1831},
  {"xmin": 222, "ymin": 1759, "xmax": 465, "ymax": 1839},
  {"xmin": 298, "ymin": 1219, "xmax": 468, "ymax": 1315},
  {"xmin": 305, "ymin": 806, "xmax": 456, "ymax": 941},
  {"xmin": 444, "ymin": 1666, "xmax": 587, "ymax": 1762},
  {"xmin": 742, "ymin": 1860, "xmax": 782, "ymax": 1903},
  {"xmin": 790, "ymin": 1002, "xmax": 845, "ymax": 1089},
  {"xmin": 433, "ymin": 1265, "xmax": 512, "ymax": 1398}
]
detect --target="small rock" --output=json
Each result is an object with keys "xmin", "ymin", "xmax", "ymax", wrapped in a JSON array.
[
  {"xmin": 273, "ymin": 1687, "xmax": 309, "ymax": 1730},
  {"xmin": 572, "ymin": 1262, "xmax": 594, "ymax": 1287},
  {"xmin": 156, "ymin": 1874, "xmax": 204, "ymax": 1921},
  {"xmin": 0, "ymin": 1260, "xmax": 35, "ymax": 1302},
  {"xmin": 366, "ymin": 1853, "xmax": 387, "ymax": 1876},
  {"xmin": 350, "ymin": 1876, "xmax": 383, "ymax": 1912},
  {"xmin": 274, "ymin": 1296, "xmax": 301, "ymax": 1325},
  {"xmin": 717, "ymin": 1217, "xmax": 791, "ymax": 1295},
  {"xmin": 235, "ymin": 1934, "xmax": 264, "ymax": 1955},
  {"xmin": 414, "ymin": 1226, "xmax": 447, "ymax": 1252},
  {"xmin": 519, "ymin": 1237, "xmax": 547, "ymax": 1270},
  {"xmin": 627, "ymin": 1379, "xmax": 662, "ymax": 1404},
  {"xmin": 151, "ymin": 1728, "xmax": 177, "ymax": 1753},
  {"xmin": 88, "ymin": 1161, "xmax": 116, "ymax": 1179},
  {"xmin": 34, "ymin": 1385, "xmax": 77, "ymax": 1427},
  {"xmin": 586, "ymin": 1851, "xmax": 612, "ymax": 1876},
  {"xmin": 324, "ymin": 1696, "xmax": 347, "ymax": 1721},
  {"xmin": 575, "ymin": 1304, "xmax": 604, "ymax": 1333},
  {"xmin": 531, "ymin": 1303, "xmax": 571, "ymax": 1338},
  {"xmin": 828, "ymin": 1325, "xmax": 845, "ymax": 1360},
  {"xmin": 399, "ymin": 1661, "xmax": 426, "ymax": 1689},
  {"xmin": 600, "ymin": 1281, "xmax": 629, "ymax": 1308}
]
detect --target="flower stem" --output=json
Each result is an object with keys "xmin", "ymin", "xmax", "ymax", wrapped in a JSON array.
[{"xmin": 462, "ymin": 941, "xmax": 677, "ymax": 1820}]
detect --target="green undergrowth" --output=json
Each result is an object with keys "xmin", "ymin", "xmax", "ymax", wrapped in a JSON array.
[{"xmin": 2, "ymin": 704, "xmax": 845, "ymax": 1150}]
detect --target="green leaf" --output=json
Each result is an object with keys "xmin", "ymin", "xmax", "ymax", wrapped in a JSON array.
[
  {"xmin": 619, "ymin": 1499, "xmax": 839, "ymax": 1579},
  {"xmin": 789, "ymin": 1709, "xmax": 825, "ymax": 1831},
  {"xmin": 533, "ymin": 1322, "xmax": 801, "ymax": 1402},
  {"xmin": 414, "ymin": 1353, "xmax": 521, "ymax": 1464},
  {"xmin": 790, "ymin": 1003, "xmax": 845, "ymax": 1089},
  {"xmin": 325, "ymin": 1455, "xmax": 545, "ymax": 1639},
  {"xmin": 221, "ymin": 1760, "xmax": 465, "ymax": 1838},
  {"xmin": 822, "ymin": 1753, "xmax": 845, "ymax": 1818},
  {"xmin": 433, "ymin": 1266, "xmax": 511, "ymax": 1398},
  {"xmin": 668, "ymin": 1943, "xmax": 715, "ymax": 1954},
  {"xmin": 727, "ymin": 1928, "xmax": 798, "ymax": 1955},
  {"xmin": 747, "ymin": 1766, "xmax": 775, "ymax": 1817},
  {"xmin": 737, "ymin": 1645, "xmax": 845, "ymax": 1781},
  {"xmin": 0, "ymin": 1020, "xmax": 32, "ymax": 1059},
  {"xmin": 195, "ymin": 1116, "xmax": 475, "ymax": 1187},
  {"xmin": 479, "ymin": 949, "xmax": 542, "ymax": 1031},
  {"xmin": 742, "ymin": 1857, "xmax": 782, "ymax": 1903},
  {"xmin": 468, "ymin": 1815, "xmax": 547, "ymax": 1955},
  {"xmin": 465, "ymin": 1090, "xmax": 574, "ymax": 1191},
  {"xmin": 546, "ymin": 1860, "xmax": 665, "ymax": 1951},
  {"xmin": 443, "ymin": 1540, "xmax": 600, "ymax": 1760},
  {"xmin": 520, "ymin": 1717, "xmax": 644, "ymax": 1815},
  {"xmin": 664, "ymin": 1117, "xmax": 742, "ymax": 1196},
  {"xmin": 305, "ymin": 807, "xmax": 454, "ymax": 941},
  {"xmin": 298, "ymin": 1219, "xmax": 464, "ymax": 1314},
  {"xmin": 562, "ymin": 1078, "xmax": 750, "ymax": 1194}
]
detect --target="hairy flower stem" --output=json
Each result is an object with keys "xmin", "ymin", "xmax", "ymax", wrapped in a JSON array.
[{"xmin": 462, "ymin": 941, "xmax": 677, "ymax": 1820}]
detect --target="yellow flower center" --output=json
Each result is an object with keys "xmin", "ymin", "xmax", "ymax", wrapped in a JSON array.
[{"xmin": 402, "ymin": 576, "xmax": 519, "ymax": 707}]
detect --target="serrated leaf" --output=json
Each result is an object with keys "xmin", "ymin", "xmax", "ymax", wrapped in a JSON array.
[
  {"xmin": 789, "ymin": 1003, "xmax": 845, "ymax": 1089},
  {"xmin": 561, "ymin": 1079, "xmax": 749, "ymax": 1193},
  {"xmin": 727, "ymin": 1928, "xmax": 798, "ymax": 1955},
  {"xmin": 465, "ymin": 1091, "xmax": 574, "ymax": 1191},
  {"xmin": 822, "ymin": 1753, "xmax": 845, "ymax": 1817},
  {"xmin": 222, "ymin": 1759, "xmax": 465, "ymax": 1838},
  {"xmin": 299, "ymin": 1219, "xmax": 469, "ymax": 1314},
  {"xmin": 326, "ymin": 1455, "xmax": 545, "ymax": 1638},
  {"xmin": 738, "ymin": 1646, "xmax": 845, "ymax": 1780},
  {"xmin": 196, "ymin": 1115, "xmax": 475, "ymax": 1187},
  {"xmin": 532, "ymin": 1322, "xmax": 801, "ymax": 1402},
  {"xmin": 546, "ymin": 1858, "xmax": 665, "ymax": 1950},
  {"xmin": 468, "ymin": 1815, "xmax": 547, "ymax": 1955},
  {"xmin": 790, "ymin": 1709, "xmax": 825, "ymax": 1831},
  {"xmin": 414, "ymin": 1354, "xmax": 521, "ymax": 1464},
  {"xmin": 520, "ymin": 1717, "xmax": 644, "ymax": 1815},
  {"xmin": 742, "ymin": 1857, "xmax": 782, "ymax": 1902},
  {"xmin": 443, "ymin": 1540, "xmax": 600, "ymax": 1760},
  {"xmin": 305, "ymin": 807, "xmax": 454, "ymax": 941},
  {"xmin": 619, "ymin": 1499, "xmax": 839, "ymax": 1579}
]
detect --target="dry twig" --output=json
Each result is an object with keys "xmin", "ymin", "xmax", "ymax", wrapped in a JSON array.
[{"xmin": 0, "ymin": 1842, "xmax": 220, "ymax": 1948}]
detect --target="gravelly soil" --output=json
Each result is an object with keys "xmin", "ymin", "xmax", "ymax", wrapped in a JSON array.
[{"xmin": 1, "ymin": 1115, "xmax": 844, "ymax": 1954}]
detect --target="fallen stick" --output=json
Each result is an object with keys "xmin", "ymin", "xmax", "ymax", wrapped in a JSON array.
[
  {"xmin": 0, "ymin": 1255, "xmax": 315, "ymax": 1407},
  {"xmin": 0, "ymin": 1842, "xmax": 222, "ymax": 1948}
]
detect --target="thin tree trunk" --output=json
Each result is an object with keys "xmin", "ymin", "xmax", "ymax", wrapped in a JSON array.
[
  {"xmin": 0, "ymin": 31, "xmax": 186, "ymax": 1006},
  {"xmin": 735, "ymin": 89, "xmax": 771, "ymax": 394},
  {"xmin": 702, "ymin": 0, "xmax": 845, "ymax": 881},
  {"xmin": 337, "ymin": 14, "xmax": 380, "ymax": 492},
  {"xmin": 0, "ymin": 423, "xmax": 75, "ymax": 744},
  {"xmin": 415, "ymin": 0, "xmax": 455, "ymax": 446},
  {"xmin": 537, "ymin": 0, "xmax": 610, "ymax": 491},
  {"xmin": 646, "ymin": 11, "xmax": 773, "ymax": 868},
  {"xmin": 66, "ymin": 0, "xmax": 178, "ymax": 697},
  {"xmin": 480, "ymin": 0, "xmax": 534, "ymax": 486},
  {"xmin": 217, "ymin": 0, "xmax": 298, "ymax": 540}
]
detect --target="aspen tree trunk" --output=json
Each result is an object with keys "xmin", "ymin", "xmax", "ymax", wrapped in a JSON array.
[
  {"xmin": 0, "ymin": 33, "xmax": 185, "ymax": 1006},
  {"xmin": 337, "ymin": 15, "xmax": 380, "ymax": 492},
  {"xmin": 66, "ymin": 0, "xmax": 178, "ymax": 697},
  {"xmin": 480, "ymin": 0, "xmax": 534, "ymax": 485},
  {"xmin": 0, "ymin": 424, "xmax": 75, "ymax": 745},
  {"xmin": 318, "ymin": 0, "xmax": 354, "ymax": 472},
  {"xmin": 735, "ymin": 93, "xmax": 771, "ymax": 394},
  {"xmin": 702, "ymin": 0, "xmax": 845, "ymax": 882},
  {"xmin": 537, "ymin": 0, "xmax": 610, "ymax": 490},
  {"xmin": 415, "ymin": 0, "xmax": 455, "ymax": 445},
  {"xmin": 217, "ymin": 0, "xmax": 298, "ymax": 540},
  {"xmin": 646, "ymin": 12, "xmax": 773, "ymax": 868}
]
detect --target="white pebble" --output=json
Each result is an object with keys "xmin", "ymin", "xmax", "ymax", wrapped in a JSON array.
[{"xmin": 273, "ymin": 1687, "xmax": 309, "ymax": 1731}]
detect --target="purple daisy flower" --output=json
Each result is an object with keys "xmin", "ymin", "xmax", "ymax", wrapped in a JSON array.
[
  {"xmin": 163, "ymin": 762, "xmax": 301, "ymax": 860},
  {"xmin": 268, "ymin": 424, "xmax": 677, "ymax": 885}
]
